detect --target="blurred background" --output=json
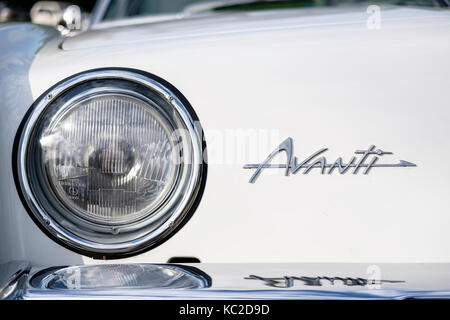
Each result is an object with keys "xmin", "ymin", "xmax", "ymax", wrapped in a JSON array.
[
  {"xmin": 0, "ymin": 0, "xmax": 348, "ymax": 33},
  {"xmin": 0, "ymin": 0, "xmax": 445, "ymax": 33},
  {"xmin": 0, "ymin": 0, "xmax": 94, "ymax": 23}
]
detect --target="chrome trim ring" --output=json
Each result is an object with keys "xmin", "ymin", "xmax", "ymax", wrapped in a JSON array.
[{"xmin": 16, "ymin": 68, "xmax": 206, "ymax": 258}]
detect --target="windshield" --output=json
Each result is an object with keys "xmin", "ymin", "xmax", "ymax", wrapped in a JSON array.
[
  {"xmin": 99, "ymin": 0, "xmax": 448, "ymax": 23},
  {"xmin": 102, "ymin": 0, "xmax": 198, "ymax": 21}
]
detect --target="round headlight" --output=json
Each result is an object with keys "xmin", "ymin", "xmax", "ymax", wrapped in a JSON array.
[{"xmin": 16, "ymin": 69, "xmax": 206, "ymax": 258}]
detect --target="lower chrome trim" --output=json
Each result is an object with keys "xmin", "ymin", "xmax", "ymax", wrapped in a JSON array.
[{"xmin": 3, "ymin": 262, "xmax": 450, "ymax": 300}]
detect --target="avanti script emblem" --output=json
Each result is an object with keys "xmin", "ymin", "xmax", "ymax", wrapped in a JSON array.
[{"xmin": 244, "ymin": 137, "xmax": 416, "ymax": 183}]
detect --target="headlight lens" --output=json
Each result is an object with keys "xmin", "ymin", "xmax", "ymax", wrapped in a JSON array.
[
  {"xmin": 17, "ymin": 70, "xmax": 206, "ymax": 257},
  {"xmin": 42, "ymin": 93, "xmax": 178, "ymax": 225}
]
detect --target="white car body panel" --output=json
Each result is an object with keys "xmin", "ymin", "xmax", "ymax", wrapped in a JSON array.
[{"xmin": 3, "ymin": 6, "xmax": 450, "ymax": 267}]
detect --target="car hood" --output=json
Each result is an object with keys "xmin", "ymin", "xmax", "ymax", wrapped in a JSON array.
[
  {"xmin": 16, "ymin": 4, "xmax": 450, "ymax": 264},
  {"xmin": 61, "ymin": 5, "xmax": 445, "ymax": 51}
]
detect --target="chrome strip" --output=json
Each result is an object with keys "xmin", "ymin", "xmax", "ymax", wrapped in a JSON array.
[{"xmin": 8, "ymin": 263, "xmax": 450, "ymax": 300}]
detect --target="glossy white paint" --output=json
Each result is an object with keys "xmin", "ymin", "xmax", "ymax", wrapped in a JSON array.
[{"xmin": 14, "ymin": 5, "xmax": 450, "ymax": 265}]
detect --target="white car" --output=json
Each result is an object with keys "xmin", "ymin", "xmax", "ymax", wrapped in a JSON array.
[{"xmin": 1, "ymin": 0, "xmax": 450, "ymax": 299}]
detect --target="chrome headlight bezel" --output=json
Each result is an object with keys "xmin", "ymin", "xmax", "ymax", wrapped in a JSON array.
[{"xmin": 15, "ymin": 68, "xmax": 207, "ymax": 258}]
